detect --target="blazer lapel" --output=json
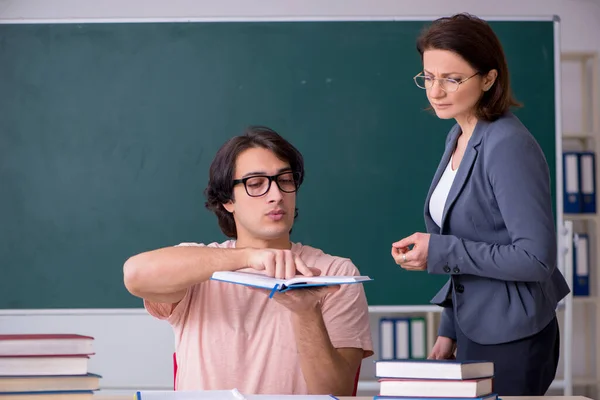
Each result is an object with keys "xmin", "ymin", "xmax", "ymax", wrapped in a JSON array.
[
  {"xmin": 439, "ymin": 120, "xmax": 487, "ymax": 229},
  {"xmin": 424, "ymin": 125, "xmax": 461, "ymax": 232}
]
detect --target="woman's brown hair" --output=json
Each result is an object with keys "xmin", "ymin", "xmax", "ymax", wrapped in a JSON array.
[{"xmin": 417, "ymin": 13, "xmax": 521, "ymax": 121}]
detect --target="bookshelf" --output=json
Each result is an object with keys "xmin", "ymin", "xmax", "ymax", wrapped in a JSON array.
[{"xmin": 561, "ymin": 51, "xmax": 600, "ymax": 399}]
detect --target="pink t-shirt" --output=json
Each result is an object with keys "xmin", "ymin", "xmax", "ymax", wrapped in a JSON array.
[{"xmin": 145, "ymin": 240, "xmax": 373, "ymax": 394}]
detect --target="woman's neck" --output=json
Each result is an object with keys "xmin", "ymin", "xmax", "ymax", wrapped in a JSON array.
[{"xmin": 455, "ymin": 113, "xmax": 478, "ymax": 140}]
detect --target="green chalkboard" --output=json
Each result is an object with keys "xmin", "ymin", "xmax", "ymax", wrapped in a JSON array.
[{"xmin": 0, "ymin": 19, "xmax": 557, "ymax": 308}]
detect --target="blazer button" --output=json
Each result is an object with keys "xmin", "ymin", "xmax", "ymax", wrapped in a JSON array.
[
  {"xmin": 443, "ymin": 265, "xmax": 451, "ymax": 273},
  {"xmin": 453, "ymin": 267, "xmax": 460, "ymax": 273},
  {"xmin": 455, "ymin": 284, "xmax": 464, "ymax": 293}
]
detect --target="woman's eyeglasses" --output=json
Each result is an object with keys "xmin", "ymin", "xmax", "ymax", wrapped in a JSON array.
[{"xmin": 413, "ymin": 72, "xmax": 479, "ymax": 93}]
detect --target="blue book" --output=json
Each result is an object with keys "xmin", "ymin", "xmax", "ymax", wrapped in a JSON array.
[
  {"xmin": 210, "ymin": 271, "xmax": 371, "ymax": 297},
  {"xmin": 0, "ymin": 373, "xmax": 100, "ymax": 393},
  {"xmin": 374, "ymin": 394, "xmax": 498, "ymax": 400},
  {"xmin": 379, "ymin": 318, "xmax": 396, "ymax": 361}
]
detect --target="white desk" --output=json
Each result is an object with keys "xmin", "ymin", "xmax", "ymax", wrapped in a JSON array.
[{"xmin": 94, "ymin": 396, "xmax": 594, "ymax": 400}]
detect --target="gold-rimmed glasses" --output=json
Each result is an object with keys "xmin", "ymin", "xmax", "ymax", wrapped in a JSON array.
[{"xmin": 413, "ymin": 72, "xmax": 479, "ymax": 93}]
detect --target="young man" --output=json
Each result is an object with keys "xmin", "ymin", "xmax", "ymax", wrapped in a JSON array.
[{"xmin": 123, "ymin": 126, "xmax": 373, "ymax": 395}]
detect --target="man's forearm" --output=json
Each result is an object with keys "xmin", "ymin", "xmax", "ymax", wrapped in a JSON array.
[
  {"xmin": 291, "ymin": 305, "xmax": 355, "ymax": 395},
  {"xmin": 123, "ymin": 246, "xmax": 248, "ymax": 300}
]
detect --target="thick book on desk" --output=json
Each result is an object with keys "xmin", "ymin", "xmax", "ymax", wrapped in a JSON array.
[
  {"xmin": 0, "ymin": 390, "xmax": 94, "ymax": 399},
  {"xmin": 0, "ymin": 373, "xmax": 100, "ymax": 393},
  {"xmin": 210, "ymin": 270, "xmax": 372, "ymax": 296},
  {"xmin": 0, "ymin": 355, "xmax": 89, "ymax": 376},
  {"xmin": 375, "ymin": 359, "xmax": 494, "ymax": 380},
  {"xmin": 379, "ymin": 377, "xmax": 493, "ymax": 398},
  {"xmin": 0, "ymin": 334, "xmax": 94, "ymax": 357}
]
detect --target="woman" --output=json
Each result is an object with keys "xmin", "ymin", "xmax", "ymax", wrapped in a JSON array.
[{"xmin": 391, "ymin": 13, "xmax": 570, "ymax": 396}]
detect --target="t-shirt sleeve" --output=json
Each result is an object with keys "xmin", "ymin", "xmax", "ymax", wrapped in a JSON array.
[
  {"xmin": 143, "ymin": 242, "xmax": 207, "ymax": 326},
  {"xmin": 320, "ymin": 259, "xmax": 374, "ymax": 358}
]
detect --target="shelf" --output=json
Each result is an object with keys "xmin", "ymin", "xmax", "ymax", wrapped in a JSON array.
[
  {"xmin": 561, "ymin": 52, "xmax": 597, "ymax": 61},
  {"xmin": 357, "ymin": 380, "xmax": 379, "ymax": 392},
  {"xmin": 563, "ymin": 132, "xmax": 598, "ymax": 140},
  {"xmin": 574, "ymin": 296, "xmax": 599, "ymax": 305},
  {"xmin": 551, "ymin": 377, "xmax": 600, "ymax": 388},
  {"xmin": 564, "ymin": 214, "xmax": 597, "ymax": 221},
  {"xmin": 560, "ymin": 50, "xmax": 600, "ymax": 396},
  {"xmin": 573, "ymin": 377, "xmax": 600, "ymax": 386}
]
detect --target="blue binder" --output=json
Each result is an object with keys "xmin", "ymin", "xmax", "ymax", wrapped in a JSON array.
[
  {"xmin": 563, "ymin": 152, "xmax": 582, "ymax": 213},
  {"xmin": 573, "ymin": 233, "xmax": 590, "ymax": 296},
  {"xmin": 379, "ymin": 318, "xmax": 412, "ymax": 361},
  {"xmin": 394, "ymin": 317, "xmax": 410, "ymax": 360},
  {"xmin": 579, "ymin": 151, "xmax": 596, "ymax": 213},
  {"xmin": 379, "ymin": 318, "xmax": 395, "ymax": 361}
]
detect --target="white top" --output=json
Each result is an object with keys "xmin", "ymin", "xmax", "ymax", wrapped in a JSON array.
[{"xmin": 429, "ymin": 156, "xmax": 458, "ymax": 228}]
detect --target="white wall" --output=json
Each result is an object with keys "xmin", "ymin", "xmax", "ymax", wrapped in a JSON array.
[
  {"xmin": 0, "ymin": 0, "xmax": 599, "ymax": 396},
  {"xmin": 0, "ymin": 309, "xmax": 175, "ymax": 394}
]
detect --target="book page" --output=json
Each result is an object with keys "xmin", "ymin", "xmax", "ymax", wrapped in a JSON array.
[
  {"xmin": 210, "ymin": 271, "xmax": 371, "ymax": 291},
  {"xmin": 285, "ymin": 275, "xmax": 372, "ymax": 286},
  {"xmin": 210, "ymin": 271, "xmax": 285, "ymax": 289}
]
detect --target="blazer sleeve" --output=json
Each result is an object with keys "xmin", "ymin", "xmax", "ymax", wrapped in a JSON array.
[
  {"xmin": 438, "ymin": 306, "xmax": 456, "ymax": 340},
  {"xmin": 427, "ymin": 127, "xmax": 557, "ymax": 282}
]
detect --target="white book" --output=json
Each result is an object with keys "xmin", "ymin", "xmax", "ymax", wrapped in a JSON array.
[
  {"xmin": 0, "ymin": 355, "xmax": 89, "ymax": 376},
  {"xmin": 210, "ymin": 270, "xmax": 371, "ymax": 296},
  {"xmin": 379, "ymin": 378, "xmax": 493, "ymax": 398},
  {"xmin": 376, "ymin": 359, "xmax": 494, "ymax": 380}
]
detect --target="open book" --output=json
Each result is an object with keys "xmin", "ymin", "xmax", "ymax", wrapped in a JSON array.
[{"xmin": 210, "ymin": 270, "xmax": 372, "ymax": 297}]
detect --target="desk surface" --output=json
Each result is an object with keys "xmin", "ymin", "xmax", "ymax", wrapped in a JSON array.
[{"xmin": 94, "ymin": 396, "xmax": 593, "ymax": 400}]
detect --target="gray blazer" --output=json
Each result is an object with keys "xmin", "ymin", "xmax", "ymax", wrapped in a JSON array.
[{"xmin": 426, "ymin": 112, "xmax": 570, "ymax": 345}]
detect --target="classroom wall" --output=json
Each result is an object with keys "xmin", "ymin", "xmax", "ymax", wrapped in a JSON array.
[{"xmin": 1, "ymin": 0, "xmax": 599, "ymax": 395}]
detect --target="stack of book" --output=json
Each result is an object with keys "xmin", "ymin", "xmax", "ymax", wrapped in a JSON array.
[
  {"xmin": 0, "ymin": 334, "xmax": 100, "ymax": 399},
  {"xmin": 374, "ymin": 359, "xmax": 497, "ymax": 400}
]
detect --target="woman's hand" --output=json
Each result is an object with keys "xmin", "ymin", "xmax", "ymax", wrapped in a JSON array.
[
  {"xmin": 391, "ymin": 232, "xmax": 430, "ymax": 271},
  {"xmin": 428, "ymin": 336, "xmax": 457, "ymax": 360}
]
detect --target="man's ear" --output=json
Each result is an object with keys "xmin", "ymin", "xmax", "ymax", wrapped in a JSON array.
[
  {"xmin": 223, "ymin": 200, "xmax": 234, "ymax": 214},
  {"xmin": 483, "ymin": 69, "xmax": 498, "ymax": 92}
]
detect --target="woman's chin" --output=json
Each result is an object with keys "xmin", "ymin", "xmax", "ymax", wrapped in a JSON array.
[{"xmin": 434, "ymin": 109, "xmax": 456, "ymax": 120}]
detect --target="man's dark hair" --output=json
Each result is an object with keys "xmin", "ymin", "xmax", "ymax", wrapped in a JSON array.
[{"xmin": 204, "ymin": 126, "xmax": 305, "ymax": 238}]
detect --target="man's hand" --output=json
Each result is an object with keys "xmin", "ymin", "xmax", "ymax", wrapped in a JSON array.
[
  {"xmin": 272, "ymin": 284, "xmax": 340, "ymax": 314},
  {"xmin": 246, "ymin": 248, "xmax": 314, "ymax": 279},
  {"xmin": 428, "ymin": 336, "xmax": 457, "ymax": 360},
  {"xmin": 250, "ymin": 263, "xmax": 341, "ymax": 314}
]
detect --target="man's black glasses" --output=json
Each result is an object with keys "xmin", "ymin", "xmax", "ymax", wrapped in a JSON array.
[{"xmin": 233, "ymin": 171, "xmax": 301, "ymax": 197}]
